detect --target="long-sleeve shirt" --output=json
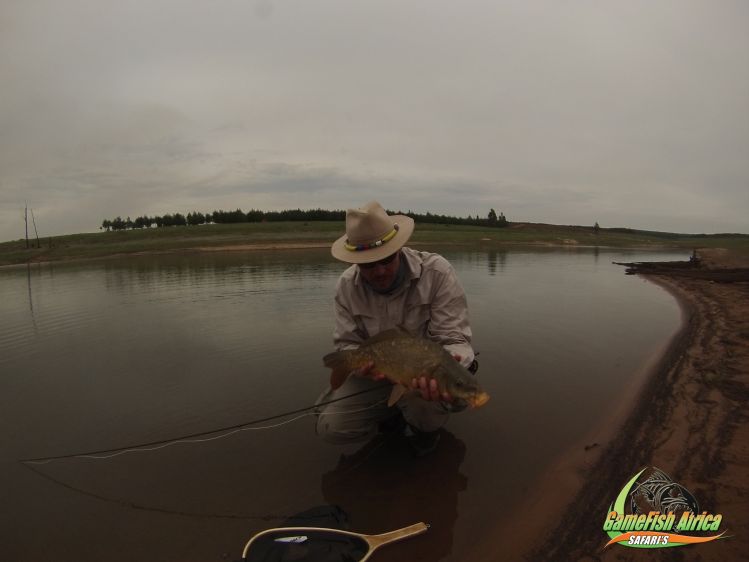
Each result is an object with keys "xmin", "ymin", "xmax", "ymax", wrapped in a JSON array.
[{"xmin": 333, "ymin": 246, "xmax": 475, "ymax": 368}]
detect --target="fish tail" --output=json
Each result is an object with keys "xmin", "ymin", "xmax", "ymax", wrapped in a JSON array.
[{"xmin": 323, "ymin": 350, "xmax": 354, "ymax": 390}]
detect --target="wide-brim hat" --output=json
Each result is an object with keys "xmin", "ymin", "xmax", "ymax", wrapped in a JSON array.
[{"xmin": 331, "ymin": 201, "xmax": 415, "ymax": 264}]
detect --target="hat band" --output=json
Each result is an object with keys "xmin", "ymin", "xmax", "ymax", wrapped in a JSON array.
[{"xmin": 344, "ymin": 224, "xmax": 399, "ymax": 252}]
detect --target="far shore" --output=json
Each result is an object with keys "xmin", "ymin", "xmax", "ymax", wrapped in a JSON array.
[
  {"xmin": 3, "ymin": 220, "xmax": 746, "ymax": 268},
  {"xmin": 0, "ymin": 239, "xmax": 694, "ymax": 271}
]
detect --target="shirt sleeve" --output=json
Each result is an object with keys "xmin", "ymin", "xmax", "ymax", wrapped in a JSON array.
[
  {"xmin": 427, "ymin": 263, "xmax": 475, "ymax": 368},
  {"xmin": 333, "ymin": 279, "xmax": 365, "ymax": 351}
]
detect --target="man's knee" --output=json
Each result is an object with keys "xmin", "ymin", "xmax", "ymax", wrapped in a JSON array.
[
  {"xmin": 315, "ymin": 411, "xmax": 376, "ymax": 445},
  {"xmin": 400, "ymin": 398, "xmax": 450, "ymax": 433}
]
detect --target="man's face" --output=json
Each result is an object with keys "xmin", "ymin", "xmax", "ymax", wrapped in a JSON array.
[{"xmin": 358, "ymin": 251, "xmax": 401, "ymax": 291}]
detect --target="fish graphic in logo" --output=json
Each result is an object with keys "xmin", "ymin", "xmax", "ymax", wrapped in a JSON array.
[{"xmin": 629, "ymin": 467, "xmax": 699, "ymax": 532}]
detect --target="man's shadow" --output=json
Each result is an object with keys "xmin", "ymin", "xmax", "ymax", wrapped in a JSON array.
[{"xmin": 320, "ymin": 429, "xmax": 467, "ymax": 561}]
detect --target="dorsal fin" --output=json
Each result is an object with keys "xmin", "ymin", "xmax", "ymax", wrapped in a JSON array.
[{"xmin": 363, "ymin": 326, "xmax": 413, "ymax": 346}]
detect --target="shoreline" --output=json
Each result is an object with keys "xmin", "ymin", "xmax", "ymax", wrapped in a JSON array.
[
  {"xmin": 517, "ymin": 249, "xmax": 749, "ymax": 561},
  {"xmin": 0, "ymin": 239, "xmax": 688, "ymax": 270},
  {"xmin": 467, "ymin": 278, "xmax": 691, "ymax": 562},
  {"xmin": 5, "ymin": 218, "xmax": 740, "ymax": 271}
]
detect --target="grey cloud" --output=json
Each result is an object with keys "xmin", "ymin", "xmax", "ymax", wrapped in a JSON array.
[{"xmin": 1, "ymin": 0, "xmax": 747, "ymax": 241}]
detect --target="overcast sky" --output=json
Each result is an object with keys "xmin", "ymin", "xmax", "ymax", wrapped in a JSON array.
[{"xmin": 1, "ymin": 0, "xmax": 747, "ymax": 242}]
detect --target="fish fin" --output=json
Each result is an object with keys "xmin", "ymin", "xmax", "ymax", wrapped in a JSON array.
[
  {"xmin": 423, "ymin": 361, "xmax": 441, "ymax": 375},
  {"xmin": 364, "ymin": 327, "xmax": 412, "ymax": 345},
  {"xmin": 387, "ymin": 384, "xmax": 408, "ymax": 407},
  {"xmin": 323, "ymin": 351, "xmax": 353, "ymax": 390}
]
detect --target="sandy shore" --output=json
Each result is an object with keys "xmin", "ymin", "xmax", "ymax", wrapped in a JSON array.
[{"xmin": 504, "ymin": 248, "xmax": 749, "ymax": 561}]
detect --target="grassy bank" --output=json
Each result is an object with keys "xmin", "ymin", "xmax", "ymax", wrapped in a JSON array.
[{"xmin": 1, "ymin": 221, "xmax": 748, "ymax": 267}]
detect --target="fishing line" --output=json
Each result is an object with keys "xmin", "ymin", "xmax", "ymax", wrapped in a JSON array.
[
  {"xmin": 20, "ymin": 383, "xmax": 391, "ymax": 465},
  {"xmin": 20, "ymin": 461, "xmax": 293, "ymax": 521}
]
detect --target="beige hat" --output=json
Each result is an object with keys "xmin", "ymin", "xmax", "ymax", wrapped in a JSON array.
[{"xmin": 331, "ymin": 201, "xmax": 415, "ymax": 264}]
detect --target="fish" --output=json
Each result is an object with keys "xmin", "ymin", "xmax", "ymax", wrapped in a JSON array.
[{"xmin": 323, "ymin": 327, "xmax": 490, "ymax": 408}]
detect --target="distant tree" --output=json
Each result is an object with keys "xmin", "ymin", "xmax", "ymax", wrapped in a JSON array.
[
  {"xmin": 133, "ymin": 215, "xmax": 151, "ymax": 229},
  {"xmin": 247, "ymin": 209, "xmax": 263, "ymax": 222},
  {"xmin": 594, "ymin": 221, "xmax": 600, "ymax": 233},
  {"xmin": 101, "ymin": 206, "xmax": 515, "ymax": 231},
  {"xmin": 211, "ymin": 208, "xmax": 247, "ymax": 223},
  {"xmin": 187, "ymin": 211, "xmax": 205, "ymax": 226}
]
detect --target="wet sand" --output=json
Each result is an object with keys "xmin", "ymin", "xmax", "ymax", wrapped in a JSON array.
[{"xmin": 484, "ymin": 248, "xmax": 749, "ymax": 561}]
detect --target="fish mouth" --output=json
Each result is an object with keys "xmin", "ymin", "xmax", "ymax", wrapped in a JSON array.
[{"xmin": 468, "ymin": 392, "xmax": 490, "ymax": 408}]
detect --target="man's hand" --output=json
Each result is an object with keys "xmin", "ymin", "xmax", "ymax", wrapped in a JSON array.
[
  {"xmin": 411, "ymin": 376, "xmax": 453, "ymax": 402},
  {"xmin": 355, "ymin": 361, "xmax": 388, "ymax": 381}
]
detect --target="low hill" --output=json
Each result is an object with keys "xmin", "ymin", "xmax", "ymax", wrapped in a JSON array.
[{"xmin": 1, "ymin": 221, "xmax": 747, "ymax": 267}]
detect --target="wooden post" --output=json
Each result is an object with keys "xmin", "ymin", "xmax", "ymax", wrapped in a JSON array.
[{"xmin": 31, "ymin": 209, "xmax": 41, "ymax": 248}]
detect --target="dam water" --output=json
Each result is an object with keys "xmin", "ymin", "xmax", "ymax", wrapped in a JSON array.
[{"xmin": 0, "ymin": 247, "xmax": 683, "ymax": 561}]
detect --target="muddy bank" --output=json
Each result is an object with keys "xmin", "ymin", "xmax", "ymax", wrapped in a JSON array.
[{"xmin": 516, "ymin": 249, "xmax": 749, "ymax": 561}]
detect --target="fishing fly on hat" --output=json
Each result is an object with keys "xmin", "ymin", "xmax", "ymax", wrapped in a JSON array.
[{"xmin": 331, "ymin": 201, "xmax": 415, "ymax": 264}]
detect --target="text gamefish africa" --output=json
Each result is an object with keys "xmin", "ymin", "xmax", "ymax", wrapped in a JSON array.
[{"xmin": 603, "ymin": 511, "xmax": 723, "ymax": 533}]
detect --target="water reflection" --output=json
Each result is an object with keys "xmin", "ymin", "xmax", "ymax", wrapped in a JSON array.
[
  {"xmin": 25, "ymin": 263, "xmax": 39, "ymax": 335},
  {"xmin": 321, "ymin": 430, "xmax": 466, "ymax": 561},
  {"xmin": 486, "ymin": 249, "xmax": 507, "ymax": 276}
]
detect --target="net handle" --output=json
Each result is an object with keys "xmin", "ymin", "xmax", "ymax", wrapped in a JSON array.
[{"xmin": 365, "ymin": 522, "xmax": 429, "ymax": 551}]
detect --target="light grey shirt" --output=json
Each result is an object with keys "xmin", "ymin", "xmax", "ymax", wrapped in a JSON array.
[{"xmin": 333, "ymin": 247, "xmax": 475, "ymax": 367}]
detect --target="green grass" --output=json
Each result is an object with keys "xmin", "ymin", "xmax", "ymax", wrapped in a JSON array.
[{"xmin": 1, "ymin": 221, "xmax": 748, "ymax": 267}]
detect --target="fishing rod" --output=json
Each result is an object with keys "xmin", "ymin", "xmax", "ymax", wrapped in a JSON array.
[{"xmin": 20, "ymin": 383, "xmax": 391, "ymax": 465}]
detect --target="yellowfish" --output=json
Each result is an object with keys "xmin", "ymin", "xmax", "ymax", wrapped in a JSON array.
[{"xmin": 323, "ymin": 328, "xmax": 490, "ymax": 408}]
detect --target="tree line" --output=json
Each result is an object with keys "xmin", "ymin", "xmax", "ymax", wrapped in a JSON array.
[{"xmin": 100, "ymin": 207, "xmax": 509, "ymax": 231}]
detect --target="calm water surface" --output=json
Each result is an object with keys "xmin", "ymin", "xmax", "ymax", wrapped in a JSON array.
[{"xmin": 0, "ymin": 247, "xmax": 684, "ymax": 561}]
